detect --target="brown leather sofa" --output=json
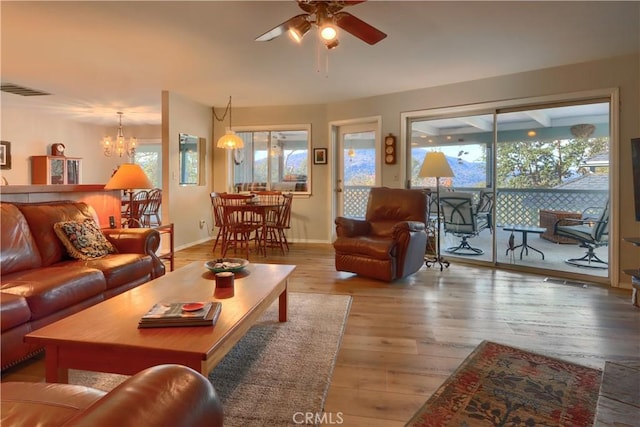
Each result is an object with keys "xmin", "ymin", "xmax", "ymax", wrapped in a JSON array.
[
  {"xmin": 1, "ymin": 364, "xmax": 224, "ymax": 426},
  {"xmin": 1, "ymin": 201, "xmax": 165, "ymax": 370},
  {"xmin": 333, "ymin": 187, "xmax": 429, "ymax": 281}
]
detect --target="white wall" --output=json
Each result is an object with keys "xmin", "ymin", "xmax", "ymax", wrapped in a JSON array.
[
  {"xmin": 162, "ymin": 91, "xmax": 213, "ymax": 249},
  {"xmin": 0, "ymin": 105, "xmax": 113, "ymax": 184},
  {"xmin": 0, "ymin": 103, "xmax": 162, "ymax": 185}
]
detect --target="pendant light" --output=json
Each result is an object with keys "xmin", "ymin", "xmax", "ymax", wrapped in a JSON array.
[{"xmin": 214, "ymin": 96, "xmax": 244, "ymax": 149}]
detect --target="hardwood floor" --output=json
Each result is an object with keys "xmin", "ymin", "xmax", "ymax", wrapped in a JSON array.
[{"xmin": 3, "ymin": 242, "xmax": 639, "ymax": 426}]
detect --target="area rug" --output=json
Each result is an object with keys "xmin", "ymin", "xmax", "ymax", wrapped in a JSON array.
[
  {"xmin": 405, "ymin": 340, "xmax": 602, "ymax": 427},
  {"xmin": 70, "ymin": 292, "xmax": 352, "ymax": 427}
]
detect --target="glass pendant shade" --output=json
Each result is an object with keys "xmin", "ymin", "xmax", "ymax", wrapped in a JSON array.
[{"xmin": 216, "ymin": 130, "xmax": 244, "ymax": 149}]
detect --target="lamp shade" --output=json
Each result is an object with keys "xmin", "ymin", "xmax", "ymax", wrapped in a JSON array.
[
  {"xmin": 216, "ymin": 130, "xmax": 244, "ymax": 149},
  {"xmin": 104, "ymin": 163, "xmax": 153, "ymax": 190},
  {"xmin": 419, "ymin": 152, "xmax": 455, "ymax": 178}
]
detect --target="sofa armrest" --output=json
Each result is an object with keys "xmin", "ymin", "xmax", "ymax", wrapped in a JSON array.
[
  {"xmin": 335, "ymin": 217, "xmax": 371, "ymax": 237},
  {"xmin": 102, "ymin": 228, "xmax": 165, "ymax": 278},
  {"xmin": 102, "ymin": 228, "xmax": 159, "ymax": 254},
  {"xmin": 66, "ymin": 365, "xmax": 223, "ymax": 427}
]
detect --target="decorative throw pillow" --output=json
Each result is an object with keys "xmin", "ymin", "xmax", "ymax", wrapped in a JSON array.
[{"xmin": 53, "ymin": 218, "xmax": 116, "ymax": 260}]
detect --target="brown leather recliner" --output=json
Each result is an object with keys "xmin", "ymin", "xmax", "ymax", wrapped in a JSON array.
[
  {"xmin": 1, "ymin": 364, "xmax": 224, "ymax": 426},
  {"xmin": 333, "ymin": 187, "xmax": 429, "ymax": 281}
]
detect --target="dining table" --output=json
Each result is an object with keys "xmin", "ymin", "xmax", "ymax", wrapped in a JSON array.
[{"xmin": 222, "ymin": 201, "xmax": 282, "ymax": 257}]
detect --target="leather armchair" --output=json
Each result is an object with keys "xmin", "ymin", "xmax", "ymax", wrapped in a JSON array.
[
  {"xmin": 1, "ymin": 364, "xmax": 223, "ymax": 427},
  {"xmin": 333, "ymin": 187, "xmax": 429, "ymax": 281}
]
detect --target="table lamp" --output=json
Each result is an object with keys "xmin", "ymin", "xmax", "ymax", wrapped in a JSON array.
[
  {"xmin": 419, "ymin": 151, "xmax": 455, "ymax": 271},
  {"xmin": 104, "ymin": 163, "xmax": 153, "ymax": 227}
]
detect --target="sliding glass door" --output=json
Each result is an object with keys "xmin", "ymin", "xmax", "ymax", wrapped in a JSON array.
[
  {"xmin": 406, "ymin": 98, "xmax": 611, "ymax": 281},
  {"xmin": 495, "ymin": 101, "xmax": 610, "ymax": 278}
]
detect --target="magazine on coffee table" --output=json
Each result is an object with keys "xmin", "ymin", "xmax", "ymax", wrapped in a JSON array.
[{"xmin": 138, "ymin": 301, "xmax": 222, "ymax": 328}]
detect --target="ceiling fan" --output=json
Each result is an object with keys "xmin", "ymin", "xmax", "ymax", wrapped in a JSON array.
[{"xmin": 255, "ymin": 0, "xmax": 386, "ymax": 50}]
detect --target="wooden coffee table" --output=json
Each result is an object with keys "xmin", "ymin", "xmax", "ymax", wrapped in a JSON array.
[{"xmin": 25, "ymin": 261, "xmax": 295, "ymax": 383}]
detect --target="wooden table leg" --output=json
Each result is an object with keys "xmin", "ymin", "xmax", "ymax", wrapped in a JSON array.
[
  {"xmin": 44, "ymin": 345, "xmax": 68, "ymax": 383},
  {"xmin": 279, "ymin": 285, "xmax": 288, "ymax": 322}
]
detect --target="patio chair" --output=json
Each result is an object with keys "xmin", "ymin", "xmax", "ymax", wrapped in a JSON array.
[
  {"xmin": 476, "ymin": 190, "xmax": 493, "ymax": 233},
  {"xmin": 440, "ymin": 192, "xmax": 489, "ymax": 255},
  {"xmin": 554, "ymin": 200, "xmax": 609, "ymax": 268}
]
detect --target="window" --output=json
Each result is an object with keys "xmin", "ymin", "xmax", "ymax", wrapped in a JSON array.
[
  {"xmin": 232, "ymin": 125, "xmax": 310, "ymax": 193},
  {"xmin": 409, "ymin": 113, "xmax": 493, "ymax": 191},
  {"xmin": 133, "ymin": 140, "xmax": 162, "ymax": 188}
]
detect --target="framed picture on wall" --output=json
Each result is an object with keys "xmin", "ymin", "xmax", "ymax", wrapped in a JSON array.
[
  {"xmin": 313, "ymin": 148, "xmax": 327, "ymax": 165},
  {"xmin": 0, "ymin": 141, "xmax": 11, "ymax": 170}
]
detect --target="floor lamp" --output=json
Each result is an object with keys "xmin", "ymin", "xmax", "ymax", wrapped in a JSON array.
[
  {"xmin": 419, "ymin": 152, "xmax": 455, "ymax": 271},
  {"xmin": 104, "ymin": 163, "xmax": 153, "ymax": 228}
]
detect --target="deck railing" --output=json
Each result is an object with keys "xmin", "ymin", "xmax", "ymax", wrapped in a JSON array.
[{"xmin": 343, "ymin": 186, "xmax": 608, "ymax": 225}]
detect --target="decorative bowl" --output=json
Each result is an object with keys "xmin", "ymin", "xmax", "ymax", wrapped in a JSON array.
[{"xmin": 204, "ymin": 258, "xmax": 249, "ymax": 273}]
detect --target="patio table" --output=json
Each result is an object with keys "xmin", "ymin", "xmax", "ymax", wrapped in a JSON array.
[{"xmin": 503, "ymin": 225, "xmax": 546, "ymax": 260}]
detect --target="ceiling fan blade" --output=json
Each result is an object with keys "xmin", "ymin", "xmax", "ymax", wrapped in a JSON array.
[
  {"xmin": 255, "ymin": 14, "xmax": 309, "ymax": 42},
  {"xmin": 334, "ymin": 11, "xmax": 386, "ymax": 45}
]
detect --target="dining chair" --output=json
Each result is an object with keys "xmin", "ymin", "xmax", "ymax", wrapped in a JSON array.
[
  {"xmin": 142, "ymin": 188, "xmax": 162, "ymax": 227},
  {"xmin": 123, "ymin": 190, "xmax": 149, "ymax": 228},
  {"xmin": 219, "ymin": 193, "xmax": 260, "ymax": 259},
  {"xmin": 263, "ymin": 192, "xmax": 292, "ymax": 255},
  {"xmin": 210, "ymin": 192, "xmax": 225, "ymax": 253},
  {"xmin": 252, "ymin": 190, "xmax": 282, "ymax": 205},
  {"xmin": 275, "ymin": 193, "xmax": 293, "ymax": 253}
]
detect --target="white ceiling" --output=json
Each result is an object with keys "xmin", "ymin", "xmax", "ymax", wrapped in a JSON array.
[{"xmin": 1, "ymin": 1, "xmax": 638, "ymax": 126}]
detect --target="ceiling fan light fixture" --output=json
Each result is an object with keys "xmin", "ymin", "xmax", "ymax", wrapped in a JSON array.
[
  {"xmin": 324, "ymin": 38, "xmax": 339, "ymax": 50},
  {"xmin": 319, "ymin": 23, "xmax": 338, "ymax": 41},
  {"xmin": 288, "ymin": 18, "xmax": 311, "ymax": 43}
]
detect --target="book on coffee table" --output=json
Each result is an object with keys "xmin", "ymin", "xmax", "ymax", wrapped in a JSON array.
[{"xmin": 138, "ymin": 301, "xmax": 222, "ymax": 328}]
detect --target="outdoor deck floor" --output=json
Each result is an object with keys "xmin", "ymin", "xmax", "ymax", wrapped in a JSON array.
[{"xmin": 438, "ymin": 225, "xmax": 609, "ymax": 279}]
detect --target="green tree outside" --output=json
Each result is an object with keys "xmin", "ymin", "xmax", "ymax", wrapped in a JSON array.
[{"xmin": 497, "ymin": 137, "xmax": 608, "ymax": 188}]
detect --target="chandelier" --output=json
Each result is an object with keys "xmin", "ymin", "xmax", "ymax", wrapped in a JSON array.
[{"xmin": 102, "ymin": 112, "xmax": 137, "ymax": 158}]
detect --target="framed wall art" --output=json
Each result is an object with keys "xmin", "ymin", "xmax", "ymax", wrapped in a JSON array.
[
  {"xmin": 313, "ymin": 148, "xmax": 327, "ymax": 165},
  {"xmin": 0, "ymin": 141, "xmax": 11, "ymax": 170}
]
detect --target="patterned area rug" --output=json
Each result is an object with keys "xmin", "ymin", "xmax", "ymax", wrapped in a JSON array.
[
  {"xmin": 406, "ymin": 341, "xmax": 602, "ymax": 427},
  {"xmin": 70, "ymin": 292, "xmax": 352, "ymax": 426}
]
